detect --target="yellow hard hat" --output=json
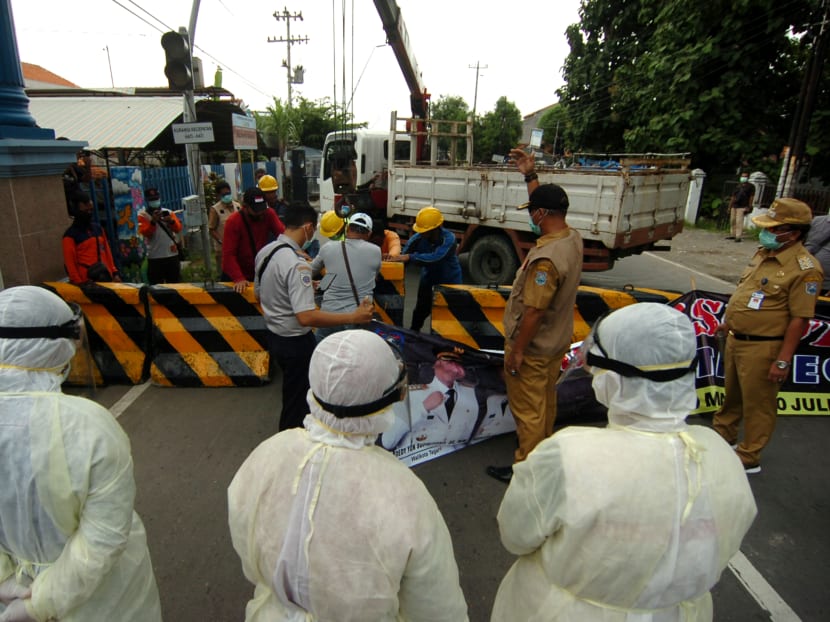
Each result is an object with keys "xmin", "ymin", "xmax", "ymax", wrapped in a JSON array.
[
  {"xmin": 258, "ymin": 174, "xmax": 279, "ymax": 192},
  {"xmin": 413, "ymin": 206, "xmax": 443, "ymax": 233},
  {"xmin": 320, "ymin": 210, "xmax": 345, "ymax": 239}
]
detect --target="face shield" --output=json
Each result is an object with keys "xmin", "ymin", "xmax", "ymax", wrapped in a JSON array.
[
  {"xmin": 307, "ymin": 330, "xmax": 408, "ymax": 437},
  {"xmin": 582, "ymin": 303, "xmax": 698, "ymax": 430},
  {"xmin": 0, "ymin": 287, "xmax": 81, "ymax": 391}
]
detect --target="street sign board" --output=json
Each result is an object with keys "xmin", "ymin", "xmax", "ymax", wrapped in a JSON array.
[
  {"xmin": 231, "ymin": 113, "xmax": 258, "ymax": 150},
  {"xmin": 172, "ymin": 122, "xmax": 215, "ymax": 144}
]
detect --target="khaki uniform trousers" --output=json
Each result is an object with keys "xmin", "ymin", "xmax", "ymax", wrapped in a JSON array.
[
  {"xmin": 713, "ymin": 334, "xmax": 782, "ymax": 466},
  {"xmin": 504, "ymin": 344, "xmax": 565, "ymax": 463},
  {"xmin": 730, "ymin": 207, "xmax": 747, "ymax": 239}
]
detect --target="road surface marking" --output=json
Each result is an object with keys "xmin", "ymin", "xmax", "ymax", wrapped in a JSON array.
[
  {"xmin": 110, "ymin": 381, "xmax": 151, "ymax": 419},
  {"xmin": 729, "ymin": 551, "xmax": 802, "ymax": 621},
  {"xmin": 644, "ymin": 251, "xmax": 736, "ymax": 290}
]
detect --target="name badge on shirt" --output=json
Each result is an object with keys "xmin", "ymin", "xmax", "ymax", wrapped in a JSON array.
[{"xmin": 748, "ymin": 290, "xmax": 764, "ymax": 310}]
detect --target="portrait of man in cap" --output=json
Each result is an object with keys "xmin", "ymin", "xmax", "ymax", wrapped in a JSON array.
[{"xmin": 381, "ymin": 345, "xmax": 479, "ymax": 449}]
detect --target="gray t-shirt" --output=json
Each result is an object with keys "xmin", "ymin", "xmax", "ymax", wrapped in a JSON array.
[
  {"xmin": 311, "ymin": 238, "xmax": 382, "ymax": 313},
  {"xmin": 255, "ymin": 235, "xmax": 316, "ymax": 337}
]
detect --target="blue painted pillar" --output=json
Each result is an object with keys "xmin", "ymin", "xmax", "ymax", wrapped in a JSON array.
[{"xmin": 0, "ymin": 0, "xmax": 52, "ymax": 138}]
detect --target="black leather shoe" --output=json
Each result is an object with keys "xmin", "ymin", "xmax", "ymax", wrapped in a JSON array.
[{"xmin": 486, "ymin": 465, "xmax": 513, "ymax": 483}]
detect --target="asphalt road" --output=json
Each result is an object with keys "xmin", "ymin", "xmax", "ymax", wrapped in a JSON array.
[{"xmin": 69, "ymin": 250, "xmax": 828, "ymax": 622}]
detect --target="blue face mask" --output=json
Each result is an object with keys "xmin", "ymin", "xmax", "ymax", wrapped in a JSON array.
[
  {"xmin": 220, "ymin": 194, "xmax": 233, "ymax": 204},
  {"xmin": 759, "ymin": 228, "xmax": 785, "ymax": 250},
  {"xmin": 528, "ymin": 211, "xmax": 542, "ymax": 236},
  {"xmin": 148, "ymin": 200, "xmax": 161, "ymax": 209},
  {"xmin": 302, "ymin": 225, "xmax": 315, "ymax": 250}
]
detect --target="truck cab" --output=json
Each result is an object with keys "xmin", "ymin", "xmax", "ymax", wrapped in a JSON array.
[{"xmin": 319, "ymin": 130, "xmax": 411, "ymax": 210}]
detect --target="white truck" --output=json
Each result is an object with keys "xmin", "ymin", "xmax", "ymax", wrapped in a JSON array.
[{"xmin": 319, "ymin": 122, "xmax": 692, "ymax": 284}]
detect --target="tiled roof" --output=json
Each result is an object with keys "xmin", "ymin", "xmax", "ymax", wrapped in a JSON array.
[{"xmin": 21, "ymin": 62, "xmax": 79, "ymax": 88}]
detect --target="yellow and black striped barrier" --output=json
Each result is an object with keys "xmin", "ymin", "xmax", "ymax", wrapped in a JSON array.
[
  {"xmin": 147, "ymin": 284, "xmax": 269, "ymax": 387},
  {"xmin": 43, "ymin": 282, "xmax": 151, "ymax": 385},
  {"xmin": 373, "ymin": 261, "xmax": 405, "ymax": 326},
  {"xmin": 432, "ymin": 284, "xmax": 682, "ymax": 350}
]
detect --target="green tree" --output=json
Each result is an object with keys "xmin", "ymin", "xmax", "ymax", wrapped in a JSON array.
[
  {"xmin": 557, "ymin": 0, "xmax": 823, "ymax": 177},
  {"xmin": 256, "ymin": 96, "xmax": 364, "ymax": 153},
  {"xmin": 474, "ymin": 96, "xmax": 522, "ymax": 162},
  {"xmin": 430, "ymin": 95, "xmax": 471, "ymax": 161}
]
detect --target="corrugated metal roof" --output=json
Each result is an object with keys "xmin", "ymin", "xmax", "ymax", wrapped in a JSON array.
[{"xmin": 28, "ymin": 97, "xmax": 184, "ymax": 150}]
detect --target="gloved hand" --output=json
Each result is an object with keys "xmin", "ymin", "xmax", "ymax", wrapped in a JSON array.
[
  {"xmin": 0, "ymin": 599, "xmax": 36, "ymax": 622},
  {"xmin": 0, "ymin": 579, "xmax": 30, "ymax": 606}
]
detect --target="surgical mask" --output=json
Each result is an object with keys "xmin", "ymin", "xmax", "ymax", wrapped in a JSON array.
[
  {"xmin": 759, "ymin": 228, "xmax": 786, "ymax": 250},
  {"xmin": 528, "ymin": 211, "xmax": 542, "ymax": 236},
  {"xmin": 220, "ymin": 194, "xmax": 233, "ymax": 204},
  {"xmin": 302, "ymin": 225, "xmax": 315, "ymax": 250},
  {"xmin": 148, "ymin": 200, "xmax": 161, "ymax": 209},
  {"xmin": 739, "ymin": 176, "xmax": 748, "ymax": 183}
]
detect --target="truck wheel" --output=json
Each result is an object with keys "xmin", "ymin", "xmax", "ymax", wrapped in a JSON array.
[{"xmin": 468, "ymin": 235, "xmax": 520, "ymax": 285}]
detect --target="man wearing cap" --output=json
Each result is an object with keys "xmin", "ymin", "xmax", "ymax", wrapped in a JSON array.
[
  {"xmin": 487, "ymin": 149, "xmax": 583, "ymax": 483},
  {"xmin": 62, "ymin": 191, "xmax": 121, "ymax": 285},
  {"xmin": 310, "ymin": 213, "xmax": 382, "ymax": 342},
  {"xmin": 713, "ymin": 197, "xmax": 823, "ymax": 474},
  {"xmin": 389, "ymin": 206, "xmax": 462, "ymax": 332},
  {"xmin": 255, "ymin": 203, "xmax": 374, "ymax": 430},
  {"xmin": 222, "ymin": 187, "xmax": 285, "ymax": 293},
  {"xmin": 138, "ymin": 187, "xmax": 182, "ymax": 284},
  {"xmin": 381, "ymin": 347, "xmax": 479, "ymax": 449}
]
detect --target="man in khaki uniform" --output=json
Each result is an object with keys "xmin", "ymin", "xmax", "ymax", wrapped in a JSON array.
[
  {"xmin": 714, "ymin": 198, "xmax": 823, "ymax": 473},
  {"xmin": 487, "ymin": 149, "xmax": 583, "ymax": 483}
]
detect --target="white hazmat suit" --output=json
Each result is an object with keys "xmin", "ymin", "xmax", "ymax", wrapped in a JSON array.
[
  {"xmin": 491, "ymin": 303, "xmax": 757, "ymax": 622},
  {"xmin": 228, "ymin": 329, "xmax": 468, "ymax": 621},
  {"xmin": 0, "ymin": 286, "xmax": 161, "ymax": 622}
]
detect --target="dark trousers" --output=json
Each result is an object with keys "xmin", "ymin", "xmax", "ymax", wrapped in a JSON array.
[
  {"xmin": 148, "ymin": 256, "xmax": 181, "ymax": 284},
  {"xmin": 411, "ymin": 279, "xmax": 433, "ymax": 332},
  {"xmin": 268, "ymin": 330, "xmax": 317, "ymax": 430}
]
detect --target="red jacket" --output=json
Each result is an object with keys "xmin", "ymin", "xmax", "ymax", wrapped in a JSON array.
[
  {"xmin": 62, "ymin": 222, "xmax": 118, "ymax": 284},
  {"xmin": 222, "ymin": 209, "xmax": 285, "ymax": 281}
]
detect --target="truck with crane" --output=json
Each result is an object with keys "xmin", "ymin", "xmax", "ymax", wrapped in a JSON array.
[{"xmin": 318, "ymin": 0, "xmax": 692, "ymax": 285}]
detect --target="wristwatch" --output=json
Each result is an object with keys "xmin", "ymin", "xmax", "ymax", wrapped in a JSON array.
[{"xmin": 775, "ymin": 360, "xmax": 790, "ymax": 370}]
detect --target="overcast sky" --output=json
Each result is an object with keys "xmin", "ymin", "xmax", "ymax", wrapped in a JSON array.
[{"xmin": 11, "ymin": 0, "xmax": 582, "ymax": 130}]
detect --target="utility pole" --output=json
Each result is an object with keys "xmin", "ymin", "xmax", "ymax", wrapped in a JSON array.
[
  {"xmin": 268, "ymin": 8, "xmax": 308, "ymax": 108},
  {"xmin": 468, "ymin": 61, "xmax": 488, "ymax": 118}
]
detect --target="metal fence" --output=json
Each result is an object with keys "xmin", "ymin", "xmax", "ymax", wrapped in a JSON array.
[{"xmin": 722, "ymin": 180, "xmax": 830, "ymax": 218}]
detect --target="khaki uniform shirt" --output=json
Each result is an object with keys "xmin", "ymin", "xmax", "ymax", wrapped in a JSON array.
[
  {"xmin": 726, "ymin": 241, "xmax": 823, "ymax": 336},
  {"xmin": 504, "ymin": 228, "xmax": 583, "ymax": 357}
]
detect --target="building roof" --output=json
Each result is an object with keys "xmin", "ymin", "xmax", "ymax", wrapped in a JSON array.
[
  {"xmin": 21, "ymin": 62, "xmax": 79, "ymax": 89},
  {"xmin": 28, "ymin": 96, "xmax": 186, "ymax": 150}
]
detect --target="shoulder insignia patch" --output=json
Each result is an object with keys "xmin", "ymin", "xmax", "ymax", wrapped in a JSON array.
[
  {"xmin": 301, "ymin": 273, "xmax": 312, "ymax": 287},
  {"xmin": 534, "ymin": 271, "xmax": 548, "ymax": 286},
  {"xmin": 798, "ymin": 255, "xmax": 816, "ymax": 270},
  {"xmin": 806, "ymin": 281, "xmax": 819, "ymax": 296}
]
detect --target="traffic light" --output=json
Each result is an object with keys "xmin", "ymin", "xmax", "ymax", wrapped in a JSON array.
[{"xmin": 161, "ymin": 31, "xmax": 193, "ymax": 91}]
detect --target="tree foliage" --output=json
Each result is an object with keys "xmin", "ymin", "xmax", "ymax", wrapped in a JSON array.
[
  {"xmin": 473, "ymin": 96, "xmax": 523, "ymax": 162},
  {"xmin": 256, "ymin": 97, "xmax": 363, "ymax": 153},
  {"xmin": 430, "ymin": 95, "xmax": 471, "ymax": 160},
  {"xmin": 557, "ymin": 0, "xmax": 825, "ymax": 177}
]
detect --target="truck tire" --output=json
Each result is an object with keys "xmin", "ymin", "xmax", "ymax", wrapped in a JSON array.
[{"xmin": 468, "ymin": 235, "xmax": 520, "ymax": 285}]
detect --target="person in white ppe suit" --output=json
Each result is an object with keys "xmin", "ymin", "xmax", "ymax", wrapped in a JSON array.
[
  {"xmin": 491, "ymin": 303, "xmax": 757, "ymax": 622},
  {"xmin": 228, "ymin": 329, "xmax": 468, "ymax": 621},
  {"xmin": 0, "ymin": 286, "xmax": 161, "ymax": 622}
]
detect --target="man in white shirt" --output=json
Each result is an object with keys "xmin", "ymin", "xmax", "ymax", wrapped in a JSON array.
[{"xmin": 311, "ymin": 212, "xmax": 381, "ymax": 342}]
